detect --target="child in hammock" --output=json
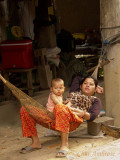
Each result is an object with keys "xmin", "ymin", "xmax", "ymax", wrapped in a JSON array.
[
  {"xmin": 45, "ymin": 78, "xmax": 65, "ymax": 136},
  {"xmin": 46, "ymin": 78, "xmax": 65, "ymax": 112}
]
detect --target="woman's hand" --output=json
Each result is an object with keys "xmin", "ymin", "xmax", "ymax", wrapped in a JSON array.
[
  {"xmin": 70, "ymin": 108, "xmax": 85, "ymax": 117},
  {"xmin": 96, "ymin": 85, "xmax": 103, "ymax": 94},
  {"xmin": 76, "ymin": 110, "xmax": 85, "ymax": 117}
]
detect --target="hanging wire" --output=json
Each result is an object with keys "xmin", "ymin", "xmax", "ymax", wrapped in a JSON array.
[
  {"xmin": 91, "ymin": 26, "xmax": 114, "ymax": 79},
  {"xmin": 94, "ymin": 24, "xmax": 120, "ymax": 75},
  {"xmin": 99, "ymin": 25, "xmax": 120, "ymax": 62}
]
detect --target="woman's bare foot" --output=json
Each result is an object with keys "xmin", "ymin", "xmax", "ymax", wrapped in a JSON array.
[
  {"xmin": 30, "ymin": 136, "xmax": 42, "ymax": 149},
  {"xmin": 30, "ymin": 142, "xmax": 42, "ymax": 149}
]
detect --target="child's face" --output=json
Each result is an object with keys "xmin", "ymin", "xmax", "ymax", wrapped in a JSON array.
[
  {"xmin": 80, "ymin": 78, "xmax": 96, "ymax": 96},
  {"xmin": 51, "ymin": 81, "xmax": 65, "ymax": 96}
]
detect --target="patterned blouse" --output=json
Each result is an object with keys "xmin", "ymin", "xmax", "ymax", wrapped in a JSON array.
[{"xmin": 65, "ymin": 91, "xmax": 96, "ymax": 111}]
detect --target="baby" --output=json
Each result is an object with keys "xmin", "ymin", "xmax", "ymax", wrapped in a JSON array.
[
  {"xmin": 45, "ymin": 78, "xmax": 65, "ymax": 137},
  {"xmin": 46, "ymin": 78, "xmax": 65, "ymax": 112}
]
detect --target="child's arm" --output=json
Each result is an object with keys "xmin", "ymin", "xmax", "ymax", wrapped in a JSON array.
[
  {"xmin": 50, "ymin": 93, "xmax": 63, "ymax": 105},
  {"xmin": 63, "ymin": 99, "xmax": 70, "ymax": 105},
  {"xmin": 63, "ymin": 100, "xmax": 71, "ymax": 108}
]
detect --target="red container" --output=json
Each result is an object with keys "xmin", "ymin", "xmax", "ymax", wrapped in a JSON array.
[{"xmin": 0, "ymin": 39, "xmax": 34, "ymax": 69}]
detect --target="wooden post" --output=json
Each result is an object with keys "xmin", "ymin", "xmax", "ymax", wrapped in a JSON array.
[
  {"xmin": 27, "ymin": 70, "xmax": 33, "ymax": 96},
  {"xmin": 34, "ymin": 49, "xmax": 52, "ymax": 89},
  {"xmin": 100, "ymin": 0, "xmax": 120, "ymax": 126}
]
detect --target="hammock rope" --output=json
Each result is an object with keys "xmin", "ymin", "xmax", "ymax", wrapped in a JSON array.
[{"xmin": 0, "ymin": 74, "xmax": 54, "ymax": 125}]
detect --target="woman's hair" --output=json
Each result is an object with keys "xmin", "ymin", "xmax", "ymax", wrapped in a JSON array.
[{"xmin": 80, "ymin": 75, "xmax": 98, "ymax": 88}]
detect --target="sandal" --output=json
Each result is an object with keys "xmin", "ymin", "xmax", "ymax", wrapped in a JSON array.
[
  {"xmin": 19, "ymin": 146, "xmax": 41, "ymax": 154},
  {"xmin": 56, "ymin": 149, "xmax": 69, "ymax": 158}
]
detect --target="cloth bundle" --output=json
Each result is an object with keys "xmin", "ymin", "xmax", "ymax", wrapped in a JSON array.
[{"xmin": 65, "ymin": 92, "xmax": 95, "ymax": 111}]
